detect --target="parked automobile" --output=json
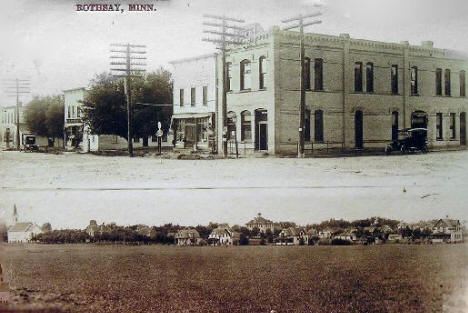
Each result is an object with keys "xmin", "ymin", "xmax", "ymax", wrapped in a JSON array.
[
  {"xmin": 385, "ymin": 128, "xmax": 427, "ymax": 155},
  {"xmin": 21, "ymin": 135, "xmax": 39, "ymax": 152}
]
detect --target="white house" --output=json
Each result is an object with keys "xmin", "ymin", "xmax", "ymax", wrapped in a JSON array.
[
  {"xmin": 175, "ymin": 229, "xmax": 201, "ymax": 246},
  {"xmin": 7, "ymin": 222, "xmax": 42, "ymax": 243},
  {"xmin": 208, "ymin": 226, "xmax": 239, "ymax": 245},
  {"xmin": 431, "ymin": 218, "xmax": 463, "ymax": 243}
]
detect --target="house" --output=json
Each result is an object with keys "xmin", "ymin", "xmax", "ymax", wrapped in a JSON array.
[
  {"xmin": 175, "ymin": 229, "xmax": 201, "ymax": 246},
  {"xmin": 208, "ymin": 226, "xmax": 239, "ymax": 245},
  {"xmin": 278, "ymin": 227, "xmax": 309, "ymax": 245},
  {"xmin": 213, "ymin": 27, "xmax": 468, "ymax": 156},
  {"xmin": 7, "ymin": 222, "xmax": 43, "ymax": 243},
  {"xmin": 431, "ymin": 218, "xmax": 463, "ymax": 243},
  {"xmin": 333, "ymin": 231, "xmax": 354, "ymax": 242},
  {"xmin": 246, "ymin": 213, "xmax": 275, "ymax": 234},
  {"xmin": 318, "ymin": 228, "xmax": 334, "ymax": 239}
]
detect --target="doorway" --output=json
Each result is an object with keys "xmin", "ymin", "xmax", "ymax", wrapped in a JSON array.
[
  {"xmin": 255, "ymin": 109, "xmax": 268, "ymax": 151},
  {"xmin": 461, "ymin": 112, "xmax": 466, "ymax": 146},
  {"xmin": 391, "ymin": 111, "xmax": 399, "ymax": 141},
  {"xmin": 355, "ymin": 110, "xmax": 363, "ymax": 149}
]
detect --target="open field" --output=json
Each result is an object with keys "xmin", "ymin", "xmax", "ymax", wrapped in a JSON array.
[
  {"xmin": 1, "ymin": 150, "xmax": 468, "ymax": 228},
  {"xmin": 1, "ymin": 244, "xmax": 468, "ymax": 313}
]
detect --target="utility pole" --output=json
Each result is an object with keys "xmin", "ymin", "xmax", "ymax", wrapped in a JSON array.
[
  {"xmin": 110, "ymin": 43, "xmax": 146, "ymax": 157},
  {"xmin": 282, "ymin": 13, "xmax": 322, "ymax": 158},
  {"xmin": 202, "ymin": 14, "xmax": 246, "ymax": 158},
  {"xmin": 3, "ymin": 78, "xmax": 31, "ymax": 150}
]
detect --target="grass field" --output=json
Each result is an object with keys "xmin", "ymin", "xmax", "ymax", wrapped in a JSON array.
[{"xmin": 2, "ymin": 244, "xmax": 467, "ymax": 313}]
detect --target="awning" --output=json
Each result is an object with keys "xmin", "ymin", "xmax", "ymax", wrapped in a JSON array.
[{"xmin": 172, "ymin": 112, "xmax": 214, "ymax": 119}]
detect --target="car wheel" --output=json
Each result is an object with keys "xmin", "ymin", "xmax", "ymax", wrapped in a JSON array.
[{"xmin": 400, "ymin": 145, "xmax": 406, "ymax": 155}]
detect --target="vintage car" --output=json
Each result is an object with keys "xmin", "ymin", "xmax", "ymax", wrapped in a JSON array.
[
  {"xmin": 21, "ymin": 135, "xmax": 39, "ymax": 152},
  {"xmin": 385, "ymin": 128, "xmax": 428, "ymax": 155}
]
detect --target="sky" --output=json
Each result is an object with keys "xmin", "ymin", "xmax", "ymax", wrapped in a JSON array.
[{"xmin": 1, "ymin": 0, "xmax": 468, "ymax": 107}]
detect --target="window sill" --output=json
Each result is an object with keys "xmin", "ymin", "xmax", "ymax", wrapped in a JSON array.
[
  {"xmin": 239, "ymin": 89, "xmax": 252, "ymax": 93},
  {"xmin": 258, "ymin": 88, "xmax": 267, "ymax": 91},
  {"xmin": 436, "ymin": 138, "xmax": 444, "ymax": 141}
]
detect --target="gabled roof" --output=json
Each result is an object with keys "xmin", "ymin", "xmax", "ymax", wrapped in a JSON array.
[
  {"xmin": 433, "ymin": 219, "xmax": 460, "ymax": 228},
  {"xmin": 8, "ymin": 222, "xmax": 36, "ymax": 232},
  {"xmin": 175, "ymin": 228, "xmax": 200, "ymax": 239},
  {"xmin": 210, "ymin": 227, "xmax": 232, "ymax": 237}
]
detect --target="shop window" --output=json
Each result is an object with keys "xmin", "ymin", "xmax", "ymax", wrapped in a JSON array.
[
  {"xmin": 354, "ymin": 62, "xmax": 363, "ymax": 92},
  {"xmin": 436, "ymin": 113, "xmax": 443, "ymax": 140},
  {"xmin": 314, "ymin": 58, "xmax": 323, "ymax": 91},
  {"xmin": 314, "ymin": 110, "xmax": 324, "ymax": 142},
  {"xmin": 241, "ymin": 111, "xmax": 251, "ymax": 141},
  {"xmin": 450, "ymin": 113, "xmax": 456, "ymax": 139}
]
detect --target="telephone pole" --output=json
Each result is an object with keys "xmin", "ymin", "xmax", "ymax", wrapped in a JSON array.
[
  {"xmin": 3, "ymin": 78, "xmax": 31, "ymax": 150},
  {"xmin": 110, "ymin": 43, "xmax": 146, "ymax": 157},
  {"xmin": 282, "ymin": 12, "xmax": 322, "ymax": 158},
  {"xmin": 202, "ymin": 14, "xmax": 246, "ymax": 158}
]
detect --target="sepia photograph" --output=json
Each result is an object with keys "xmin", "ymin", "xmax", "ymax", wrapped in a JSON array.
[{"xmin": 0, "ymin": 0, "xmax": 467, "ymax": 312}]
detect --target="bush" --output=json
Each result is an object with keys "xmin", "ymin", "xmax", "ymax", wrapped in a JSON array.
[{"xmin": 331, "ymin": 238, "xmax": 352, "ymax": 246}]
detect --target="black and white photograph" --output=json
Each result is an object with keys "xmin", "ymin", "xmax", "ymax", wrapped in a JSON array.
[{"xmin": 0, "ymin": 0, "xmax": 467, "ymax": 312}]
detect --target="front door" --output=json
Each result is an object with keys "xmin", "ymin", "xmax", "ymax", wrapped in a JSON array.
[
  {"xmin": 259, "ymin": 123, "xmax": 268, "ymax": 150},
  {"xmin": 355, "ymin": 111, "xmax": 363, "ymax": 149},
  {"xmin": 461, "ymin": 112, "xmax": 466, "ymax": 146}
]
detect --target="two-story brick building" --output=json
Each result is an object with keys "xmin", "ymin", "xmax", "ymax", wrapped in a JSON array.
[{"xmin": 215, "ymin": 27, "xmax": 468, "ymax": 155}]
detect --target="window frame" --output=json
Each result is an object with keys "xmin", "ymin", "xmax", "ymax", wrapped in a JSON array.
[
  {"xmin": 366, "ymin": 62, "xmax": 374, "ymax": 93},
  {"xmin": 354, "ymin": 62, "xmax": 363, "ymax": 92},
  {"xmin": 391, "ymin": 65, "xmax": 399, "ymax": 95},
  {"xmin": 241, "ymin": 111, "xmax": 252, "ymax": 142},
  {"xmin": 436, "ymin": 113, "xmax": 443, "ymax": 140},
  {"xmin": 240, "ymin": 59, "xmax": 251, "ymax": 91},
  {"xmin": 445, "ymin": 69, "xmax": 451, "ymax": 96},
  {"xmin": 202, "ymin": 86, "xmax": 208, "ymax": 106},
  {"xmin": 314, "ymin": 109, "xmax": 324, "ymax": 142},
  {"xmin": 410, "ymin": 66, "xmax": 419, "ymax": 95},
  {"xmin": 435, "ymin": 68, "xmax": 442, "ymax": 96},
  {"xmin": 460, "ymin": 70, "xmax": 466, "ymax": 97},
  {"xmin": 450, "ymin": 112, "xmax": 456, "ymax": 139},
  {"xmin": 259, "ymin": 56, "xmax": 267, "ymax": 90},
  {"xmin": 314, "ymin": 58, "xmax": 323, "ymax": 91},
  {"xmin": 226, "ymin": 62, "xmax": 232, "ymax": 92},
  {"xmin": 179, "ymin": 89, "xmax": 184, "ymax": 107},
  {"xmin": 304, "ymin": 57, "xmax": 311, "ymax": 90},
  {"xmin": 191, "ymin": 87, "xmax": 196, "ymax": 106}
]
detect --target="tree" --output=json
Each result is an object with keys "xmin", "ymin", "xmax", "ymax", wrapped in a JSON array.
[
  {"xmin": 24, "ymin": 95, "xmax": 64, "ymax": 143},
  {"xmin": 41, "ymin": 222, "xmax": 52, "ymax": 232},
  {"xmin": 82, "ymin": 69, "xmax": 173, "ymax": 144}
]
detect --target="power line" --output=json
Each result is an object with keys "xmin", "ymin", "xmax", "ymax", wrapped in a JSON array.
[
  {"xmin": 110, "ymin": 43, "xmax": 147, "ymax": 157},
  {"xmin": 202, "ymin": 14, "xmax": 246, "ymax": 158},
  {"xmin": 282, "ymin": 12, "xmax": 322, "ymax": 158}
]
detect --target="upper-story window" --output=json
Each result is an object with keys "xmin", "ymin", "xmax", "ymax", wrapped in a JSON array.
[
  {"xmin": 226, "ymin": 63, "xmax": 232, "ymax": 92},
  {"xmin": 203, "ymin": 86, "xmax": 208, "ymax": 105},
  {"xmin": 241, "ymin": 110, "xmax": 252, "ymax": 141},
  {"xmin": 391, "ymin": 65, "xmax": 398, "ymax": 94},
  {"xmin": 436, "ymin": 68, "xmax": 442, "ymax": 96},
  {"xmin": 354, "ymin": 62, "xmax": 363, "ymax": 92},
  {"xmin": 179, "ymin": 89, "xmax": 184, "ymax": 106},
  {"xmin": 314, "ymin": 58, "xmax": 323, "ymax": 91},
  {"xmin": 191, "ymin": 87, "xmax": 196, "ymax": 106},
  {"xmin": 67, "ymin": 106, "xmax": 71, "ymax": 118},
  {"xmin": 240, "ymin": 60, "xmax": 251, "ymax": 90},
  {"xmin": 460, "ymin": 70, "xmax": 466, "ymax": 97},
  {"xmin": 259, "ymin": 56, "xmax": 267, "ymax": 90},
  {"xmin": 304, "ymin": 57, "xmax": 311, "ymax": 90},
  {"xmin": 410, "ymin": 66, "xmax": 418, "ymax": 95},
  {"xmin": 445, "ymin": 69, "xmax": 451, "ymax": 96},
  {"xmin": 366, "ymin": 62, "xmax": 374, "ymax": 93},
  {"xmin": 77, "ymin": 107, "xmax": 81, "ymax": 118}
]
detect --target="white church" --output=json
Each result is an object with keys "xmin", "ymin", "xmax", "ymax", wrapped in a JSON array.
[{"xmin": 1, "ymin": 205, "xmax": 42, "ymax": 243}]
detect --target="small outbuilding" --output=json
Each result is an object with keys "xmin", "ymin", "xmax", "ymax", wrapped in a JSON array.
[{"xmin": 7, "ymin": 222, "xmax": 43, "ymax": 243}]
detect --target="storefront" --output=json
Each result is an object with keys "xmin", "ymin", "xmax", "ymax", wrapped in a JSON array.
[{"xmin": 172, "ymin": 113, "xmax": 215, "ymax": 151}]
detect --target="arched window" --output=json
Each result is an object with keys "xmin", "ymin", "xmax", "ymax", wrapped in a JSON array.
[
  {"xmin": 314, "ymin": 110, "xmax": 324, "ymax": 142},
  {"xmin": 226, "ymin": 62, "xmax": 232, "ymax": 92},
  {"xmin": 240, "ymin": 60, "xmax": 251, "ymax": 90},
  {"xmin": 436, "ymin": 68, "xmax": 442, "ymax": 96},
  {"xmin": 460, "ymin": 70, "xmax": 466, "ymax": 97},
  {"xmin": 241, "ymin": 111, "xmax": 252, "ymax": 141},
  {"xmin": 366, "ymin": 62, "xmax": 374, "ymax": 93},
  {"xmin": 227, "ymin": 111, "xmax": 236, "ymax": 140},
  {"xmin": 355, "ymin": 62, "xmax": 363, "ymax": 92},
  {"xmin": 259, "ymin": 57, "xmax": 267, "ymax": 90},
  {"xmin": 304, "ymin": 57, "xmax": 311, "ymax": 90}
]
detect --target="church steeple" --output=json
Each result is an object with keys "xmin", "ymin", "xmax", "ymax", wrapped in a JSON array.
[{"xmin": 12, "ymin": 204, "xmax": 18, "ymax": 223}]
